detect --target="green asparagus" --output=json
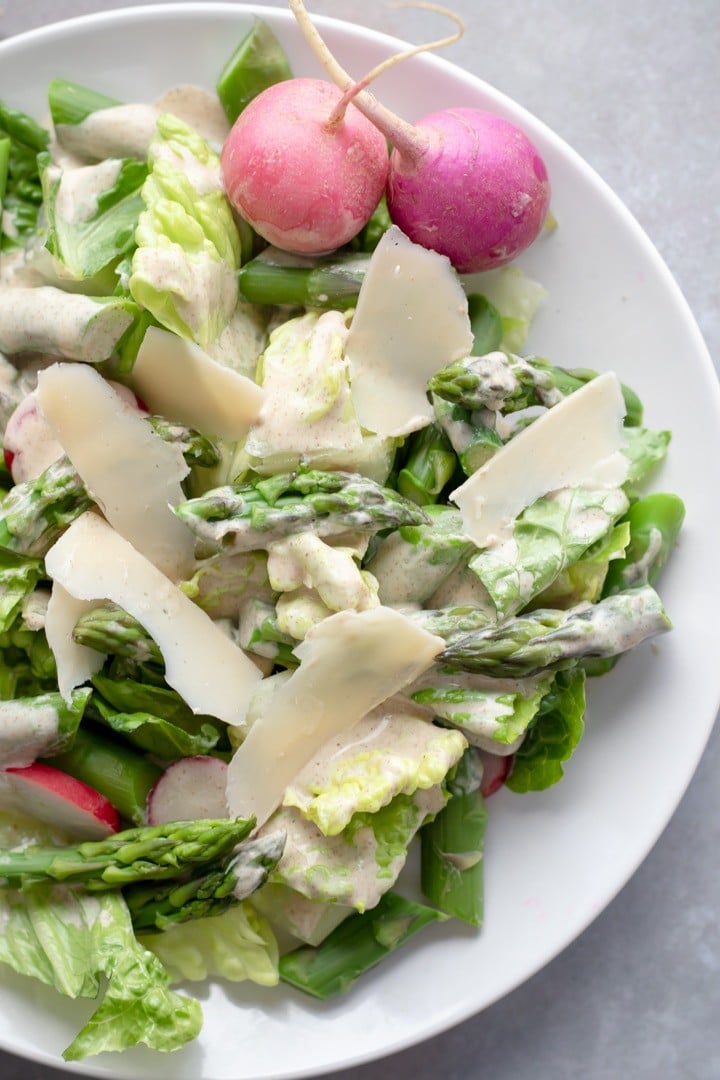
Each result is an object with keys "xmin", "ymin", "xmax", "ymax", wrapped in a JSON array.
[
  {"xmin": 126, "ymin": 831, "xmax": 286, "ymax": 931},
  {"xmin": 237, "ymin": 248, "xmax": 370, "ymax": 309},
  {"xmin": 0, "ymin": 818, "xmax": 255, "ymax": 891},
  {"xmin": 279, "ymin": 891, "xmax": 448, "ymax": 999},
  {"xmin": 0, "ymin": 456, "xmax": 92, "ymax": 557},
  {"xmin": 410, "ymin": 604, "xmax": 495, "ymax": 643},
  {"xmin": 603, "ymin": 493, "xmax": 685, "ymax": 596},
  {"xmin": 49, "ymin": 726, "xmax": 162, "ymax": 826},
  {"xmin": 440, "ymin": 585, "xmax": 671, "ymax": 677},
  {"xmin": 429, "ymin": 352, "xmax": 590, "ymax": 412},
  {"xmin": 467, "ymin": 293, "xmax": 504, "ymax": 355},
  {"xmin": 0, "ymin": 418, "xmax": 219, "ymax": 558},
  {"xmin": 174, "ymin": 470, "xmax": 430, "ymax": 555},
  {"xmin": 420, "ymin": 749, "xmax": 488, "ymax": 926},
  {"xmin": 431, "ymin": 393, "xmax": 503, "ymax": 476},
  {"xmin": 72, "ymin": 604, "xmax": 163, "ymax": 665},
  {"xmin": 216, "ymin": 17, "xmax": 293, "ymax": 124},
  {"xmin": 397, "ymin": 423, "xmax": 457, "ymax": 506}
]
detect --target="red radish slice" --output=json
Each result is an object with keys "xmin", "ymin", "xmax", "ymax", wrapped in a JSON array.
[
  {"xmin": 146, "ymin": 756, "xmax": 229, "ymax": 825},
  {"xmin": 476, "ymin": 750, "xmax": 514, "ymax": 797},
  {"xmin": 1, "ymin": 763, "xmax": 121, "ymax": 838}
]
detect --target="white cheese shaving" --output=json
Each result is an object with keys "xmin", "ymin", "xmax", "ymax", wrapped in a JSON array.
[
  {"xmin": 132, "ymin": 326, "xmax": 264, "ymax": 440},
  {"xmin": 45, "ymin": 513, "xmax": 262, "ymax": 724},
  {"xmin": 344, "ymin": 226, "xmax": 473, "ymax": 437},
  {"xmin": 45, "ymin": 586, "xmax": 106, "ymax": 701},
  {"xmin": 36, "ymin": 362, "xmax": 194, "ymax": 580},
  {"xmin": 451, "ymin": 371, "xmax": 628, "ymax": 548},
  {"xmin": 226, "ymin": 606, "xmax": 445, "ymax": 829}
]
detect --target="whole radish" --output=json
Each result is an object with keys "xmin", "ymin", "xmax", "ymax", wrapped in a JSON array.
[
  {"xmin": 287, "ymin": 1, "xmax": 551, "ymax": 272},
  {"xmin": 221, "ymin": 77, "xmax": 389, "ymax": 253},
  {"xmin": 386, "ymin": 108, "xmax": 550, "ymax": 272}
]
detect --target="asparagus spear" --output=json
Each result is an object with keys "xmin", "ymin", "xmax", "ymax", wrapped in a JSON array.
[
  {"xmin": 466, "ymin": 293, "xmax": 504, "ymax": 355},
  {"xmin": 0, "ymin": 456, "xmax": 92, "ymax": 557},
  {"xmin": 397, "ymin": 423, "xmax": 457, "ymax": 506},
  {"xmin": 421, "ymin": 749, "xmax": 488, "ymax": 926},
  {"xmin": 127, "ymin": 831, "xmax": 286, "ymax": 931},
  {"xmin": 49, "ymin": 727, "xmax": 162, "ymax": 826},
  {"xmin": 0, "ymin": 817, "xmax": 255, "ymax": 891},
  {"xmin": 0, "ymin": 419, "xmax": 219, "ymax": 558},
  {"xmin": 47, "ymin": 79, "xmax": 120, "ymax": 129},
  {"xmin": 237, "ymin": 248, "xmax": 369, "ymax": 309},
  {"xmin": 431, "ymin": 393, "xmax": 502, "ymax": 476},
  {"xmin": 440, "ymin": 585, "xmax": 671, "ymax": 677},
  {"xmin": 174, "ymin": 470, "xmax": 430, "ymax": 555},
  {"xmin": 216, "ymin": 18, "xmax": 293, "ymax": 124},
  {"xmin": 237, "ymin": 597, "xmax": 298, "ymax": 666},
  {"xmin": 72, "ymin": 603, "xmax": 163, "ymax": 665},
  {"xmin": 409, "ymin": 604, "xmax": 495, "ymax": 643},
  {"xmin": 279, "ymin": 891, "xmax": 448, "ymax": 999},
  {"xmin": 429, "ymin": 354, "xmax": 644, "ymax": 425},
  {"xmin": 602, "ymin": 493, "xmax": 685, "ymax": 596}
]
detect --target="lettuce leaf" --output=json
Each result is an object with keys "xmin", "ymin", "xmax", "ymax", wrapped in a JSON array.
[
  {"xmin": 623, "ymin": 427, "xmax": 671, "ymax": 498},
  {"xmin": 140, "ymin": 900, "xmax": 279, "ymax": 985},
  {"xmin": 470, "ymin": 485, "xmax": 629, "ymax": 619},
  {"xmin": 0, "ymin": 816, "xmax": 202, "ymax": 1060},
  {"xmin": 130, "ymin": 114, "xmax": 241, "ymax": 348},
  {"xmin": 0, "ymin": 549, "xmax": 43, "ymax": 633},
  {"xmin": 266, "ymin": 786, "xmax": 446, "ymax": 912},
  {"xmin": 282, "ymin": 707, "xmax": 465, "ymax": 835},
  {"xmin": 412, "ymin": 673, "xmax": 552, "ymax": 748},
  {"xmin": 40, "ymin": 153, "xmax": 147, "ymax": 279},
  {"xmin": 461, "ymin": 265, "xmax": 547, "ymax": 353},
  {"xmin": 505, "ymin": 669, "xmax": 586, "ymax": 792}
]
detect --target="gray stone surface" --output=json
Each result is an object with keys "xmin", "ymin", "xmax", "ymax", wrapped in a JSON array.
[{"xmin": 0, "ymin": 1, "xmax": 718, "ymax": 1078}]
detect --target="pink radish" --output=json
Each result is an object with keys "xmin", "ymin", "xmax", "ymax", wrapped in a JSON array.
[
  {"xmin": 3, "ymin": 390, "xmax": 64, "ymax": 483},
  {"xmin": 146, "ymin": 755, "xmax": 229, "ymax": 825},
  {"xmin": 284, "ymin": 1, "xmax": 550, "ymax": 271},
  {"xmin": 0, "ymin": 763, "xmax": 121, "ymax": 838},
  {"xmin": 222, "ymin": 77, "xmax": 388, "ymax": 253},
  {"xmin": 476, "ymin": 749, "xmax": 514, "ymax": 797}
]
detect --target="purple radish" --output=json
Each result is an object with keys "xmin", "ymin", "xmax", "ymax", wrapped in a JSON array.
[
  {"xmin": 146, "ymin": 755, "xmax": 229, "ymax": 825},
  {"xmin": 0, "ymin": 763, "xmax": 121, "ymax": 838},
  {"xmin": 288, "ymin": 1, "xmax": 551, "ymax": 271}
]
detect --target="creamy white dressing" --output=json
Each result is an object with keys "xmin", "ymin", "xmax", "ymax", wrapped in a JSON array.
[
  {"xmin": 246, "ymin": 310, "xmax": 361, "ymax": 463},
  {"xmin": 0, "ymin": 288, "xmax": 133, "ymax": 362},
  {"xmin": 130, "ymin": 246, "xmax": 238, "ymax": 341},
  {"xmin": 205, "ymin": 301, "xmax": 269, "ymax": 380},
  {"xmin": 56, "ymin": 104, "xmax": 162, "ymax": 162},
  {"xmin": 50, "ymin": 158, "xmax": 123, "ymax": 224},
  {"xmin": 275, "ymin": 587, "xmax": 332, "ymax": 640},
  {"xmin": 154, "ymin": 85, "xmax": 230, "ymax": 150},
  {"xmin": 267, "ymin": 533, "xmax": 377, "ymax": 614},
  {"xmin": 0, "ymin": 701, "xmax": 64, "ymax": 768},
  {"xmin": 621, "ymin": 528, "xmax": 663, "ymax": 587}
]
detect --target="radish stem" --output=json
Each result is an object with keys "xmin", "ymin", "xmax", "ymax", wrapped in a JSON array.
[{"xmin": 288, "ymin": 0, "xmax": 461, "ymax": 160}]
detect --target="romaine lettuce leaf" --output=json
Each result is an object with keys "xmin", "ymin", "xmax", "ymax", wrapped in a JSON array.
[
  {"xmin": 130, "ymin": 114, "xmax": 241, "ymax": 348},
  {"xmin": 0, "ymin": 816, "xmax": 202, "ymax": 1060},
  {"xmin": 140, "ymin": 899, "xmax": 279, "ymax": 985},
  {"xmin": 530, "ymin": 520, "xmax": 630, "ymax": 609},
  {"xmin": 0, "ymin": 687, "xmax": 91, "ymax": 767},
  {"xmin": 461, "ymin": 265, "xmax": 547, "ymax": 353},
  {"xmin": 469, "ymin": 485, "xmax": 629, "ymax": 618},
  {"xmin": 266, "ymin": 786, "xmax": 446, "ymax": 912},
  {"xmin": 0, "ymin": 549, "xmax": 43, "ymax": 633},
  {"xmin": 39, "ymin": 153, "xmax": 147, "ymax": 280},
  {"xmin": 283, "ymin": 706, "xmax": 465, "ymax": 835},
  {"xmin": 505, "ymin": 668, "xmax": 586, "ymax": 792},
  {"xmin": 623, "ymin": 427, "xmax": 671, "ymax": 497},
  {"xmin": 412, "ymin": 673, "xmax": 552, "ymax": 748}
]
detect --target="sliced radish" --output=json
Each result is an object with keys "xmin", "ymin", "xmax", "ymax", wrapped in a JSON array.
[
  {"xmin": 477, "ymin": 749, "xmax": 514, "ymax": 798},
  {"xmin": 0, "ymin": 762, "xmax": 121, "ymax": 838},
  {"xmin": 3, "ymin": 390, "xmax": 64, "ymax": 483},
  {"xmin": 146, "ymin": 756, "xmax": 229, "ymax": 825}
]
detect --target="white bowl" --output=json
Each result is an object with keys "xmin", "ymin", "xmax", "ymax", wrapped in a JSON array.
[{"xmin": 0, "ymin": 5, "xmax": 719, "ymax": 1079}]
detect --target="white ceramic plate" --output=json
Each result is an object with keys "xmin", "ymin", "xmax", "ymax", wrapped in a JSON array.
[{"xmin": 0, "ymin": 5, "xmax": 718, "ymax": 1078}]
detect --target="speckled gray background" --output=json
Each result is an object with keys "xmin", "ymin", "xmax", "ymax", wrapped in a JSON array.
[{"xmin": 0, "ymin": 2, "xmax": 718, "ymax": 1079}]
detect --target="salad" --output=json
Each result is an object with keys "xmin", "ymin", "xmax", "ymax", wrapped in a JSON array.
[{"xmin": 0, "ymin": 7, "xmax": 683, "ymax": 1064}]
